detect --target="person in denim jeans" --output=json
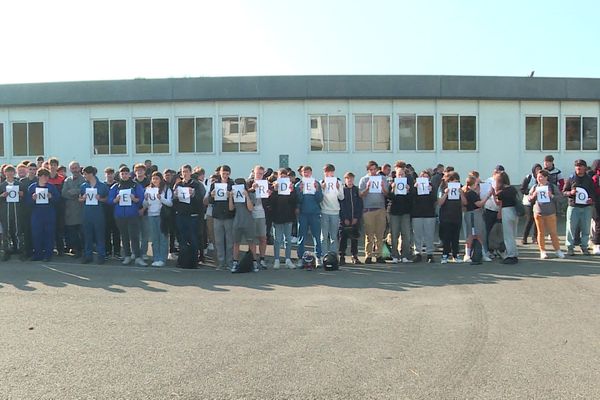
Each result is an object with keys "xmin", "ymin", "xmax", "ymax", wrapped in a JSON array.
[
  {"xmin": 143, "ymin": 171, "xmax": 173, "ymax": 267},
  {"xmin": 320, "ymin": 163, "xmax": 344, "ymax": 257},
  {"xmin": 295, "ymin": 166, "xmax": 324, "ymax": 267},
  {"xmin": 562, "ymin": 159, "xmax": 596, "ymax": 256},
  {"xmin": 268, "ymin": 169, "xmax": 298, "ymax": 269},
  {"xmin": 79, "ymin": 166, "xmax": 109, "ymax": 264}
]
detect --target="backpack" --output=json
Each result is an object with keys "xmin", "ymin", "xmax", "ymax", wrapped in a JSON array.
[
  {"xmin": 233, "ymin": 251, "xmax": 254, "ymax": 273},
  {"xmin": 469, "ymin": 214, "xmax": 483, "ymax": 265},
  {"xmin": 488, "ymin": 222, "xmax": 506, "ymax": 252},
  {"xmin": 176, "ymin": 244, "xmax": 196, "ymax": 269}
]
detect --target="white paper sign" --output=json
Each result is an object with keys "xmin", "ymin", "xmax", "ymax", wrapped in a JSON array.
[
  {"xmin": 536, "ymin": 185, "xmax": 550, "ymax": 204},
  {"xmin": 177, "ymin": 186, "xmax": 191, "ymax": 204},
  {"xmin": 302, "ymin": 178, "xmax": 316, "ymax": 195},
  {"xmin": 278, "ymin": 177, "xmax": 291, "ymax": 196},
  {"xmin": 6, "ymin": 185, "xmax": 19, "ymax": 203},
  {"xmin": 575, "ymin": 187, "xmax": 589, "ymax": 205},
  {"xmin": 479, "ymin": 183, "xmax": 492, "ymax": 199},
  {"xmin": 324, "ymin": 177, "xmax": 338, "ymax": 193},
  {"xmin": 85, "ymin": 188, "xmax": 98, "ymax": 205},
  {"xmin": 368, "ymin": 176, "xmax": 383, "ymax": 193},
  {"xmin": 36, "ymin": 187, "xmax": 49, "ymax": 204},
  {"xmin": 394, "ymin": 177, "xmax": 408, "ymax": 195},
  {"xmin": 232, "ymin": 184, "xmax": 246, "ymax": 203},
  {"xmin": 145, "ymin": 187, "xmax": 159, "ymax": 205},
  {"xmin": 119, "ymin": 189, "xmax": 132, "ymax": 206},
  {"xmin": 214, "ymin": 183, "xmax": 228, "ymax": 201},
  {"xmin": 255, "ymin": 180, "xmax": 269, "ymax": 198},
  {"xmin": 448, "ymin": 182, "xmax": 461, "ymax": 200},
  {"xmin": 416, "ymin": 177, "xmax": 430, "ymax": 195}
]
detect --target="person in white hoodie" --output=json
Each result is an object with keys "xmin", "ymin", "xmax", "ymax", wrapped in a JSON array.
[
  {"xmin": 142, "ymin": 171, "xmax": 173, "ymax": 267},
  {"xmin": 320, "ymin": 164, "xmax": 345, "ymax": 256}
]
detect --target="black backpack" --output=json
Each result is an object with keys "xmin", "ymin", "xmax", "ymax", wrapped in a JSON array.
[
  {"xmin": 233, "ymin": 251, "xmax": 254, "ymax": 273},
  {"xmin": 177, "ymin": 244, "xmax": 196, "ymax": 269},
  {"xmin": 469, "ymin": 213, "xmax": 483, "ymax": 265}
]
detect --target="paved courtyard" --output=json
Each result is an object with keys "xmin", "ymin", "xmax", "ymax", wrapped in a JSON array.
[{"xmin": 1, "ymin": 243, "xmax": 600, "ymax": 399}]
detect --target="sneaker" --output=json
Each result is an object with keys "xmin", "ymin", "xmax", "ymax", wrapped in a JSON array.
[
  {"xmin": 252, "ymin": 261, "xmax": 260, "ymax": 272},
  {"xmin": 207, "ymin": 243, "xmax": 215, "ymax": 251},
  {"xmin": 339, "ymin": 256, "xmax": 346, "ymax": 266},
  {"xmin": 151, "ymin": 261, "xmax": 161, "ymax": 267},
  {"xmin": 122, "ymin": 256, "xmax": 132, "ymax": 265},
  {"xmin": 260, "ymin": 259, "xmax": 268, "ymax": 270},
  {"xmin": 375, "ymin": 256, "xmax": 386, "ymax": 264},
  {"xmin": 593, "ymin": 245, "xmax": 600, "ymax": 255},
  {"xmin": 364, "ymin": 257, "xmax": 373, "ymax": 264},
  {"xmin": 273, "ymin": 259, "xmax": 281, "ymax": 270},
  {"xmin": 502, "ymin": 257, "xmax": 518, "ymax": 264},
  {"xmin": 463, "ymin": 255, "xmax": 472, "ymax": 263},
  {"xmin": 581, "ymin": 247, "xmax": 590, "ymax": 256},
  {"xmin": 441, "ymin": 255, "xmax": 448, "ymax": 264},
  {"xmin": 296, "ymin": 258, "xmax": 304, "ymax": 268},
  {"xmin": 168, "ymin": 253, "xmax": 177, "ymax": 261},
  {"xmin": 453, "ymin": 257, "xmax": 463, "ymax": 264},
  {"xmin": 288, "ymin": 259, "xmax": 297, "ymax": 269},
  {"xmin": 567, "ymin": 248, "xmax": 575, "ymax": 256},
  {"xmin": 540, "ymin": 251, "xmax": 549, "ymax": 260},
  {"xmin": 156, "ymin": 261, "xmax": 165, "ymax": 267},
  {"xmin": 556, "ymin": 250, "xmax": 566, "ymax": 259},
  {"xmin": 142, "ymin": 255, "xmax": 150, "ymax": 261},
  {"xmin": 401, "ymin": 257, "xmax": 413, "ymax": 263},
  {"xmin": 391, "ymin": 257, "xmax": 400, "ymax": 264},
  {"xmin": 483, "ymin": 255, "xmax": 492, "ymax": 262},
  {"xmin": 315, "ymin": 257, "xmax": 322, "ymax": 268},
  {"xmin": 413, "ymin": 254, "xmax": 422, "ymax": 263},
  {"xmin": 352, "ymin": 256, "xmax": 362, "ymax": 265},
  {"xmin": 427, "ymin": 255, "xmax": 434, "ymax": 263},
  {"xmin": 135, "ymin": 257, "xmax": 147, "ymax": 267},
  {"xmin": 231, "ymin": 260, "xmax": 239, "ymax": 273},
  {"xmin": 291, "ymin": 236, "xmax": 298, "ymax": 244}
]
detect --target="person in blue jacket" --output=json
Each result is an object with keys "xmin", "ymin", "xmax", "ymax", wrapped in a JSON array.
[
  {"xmin": 108, "ymin": 166, "xmax": 146, "ymax": 267},
  {"xmin": 27, "ymin": 168, "xmax": 60, "ymax": 261},
  {"xmin": 295, "ymin": 165, "xmax": 324, "ymax": 267},
  {"xmin": 79, "ymin": 166, "xmax": 109, "ymax": 264}
]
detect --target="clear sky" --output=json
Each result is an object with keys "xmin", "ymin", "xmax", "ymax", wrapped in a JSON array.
[{"xmin": 1, "ymin": 0, "xmax": 599, "ymax": 84}]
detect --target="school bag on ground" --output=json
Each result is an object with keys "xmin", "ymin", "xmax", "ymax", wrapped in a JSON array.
[
  {"xmin": 177, "ymin": 244, "xmax": 196, "ymax": 269},
  {"xmin": 469, "ymin": 214, "xmax": 483, "ymax": 265},
  {"xmin": 233, "ymin": 251, "xmax": 253, "ymax": 273},
  {"xmin": 488, "ymin": 222, "xmax": 506, "ymax": 253}
]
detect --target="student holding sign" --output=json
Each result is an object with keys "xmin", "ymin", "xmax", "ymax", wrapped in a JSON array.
[
  {"xmin": 27, "ymin": 168, "xmax": 60, "ymax": 262},
  {"xmin": 209, "ymin": 165, "xmax": 235, "ymax": 269},
  {"xmin": 108, "ymin": 166, "xmax": 146, "ymax": 267},
  {"xmin": 437, "ymin": 172, "xmax": 464, "ymax": 264},
  {"xmin": 0, "ymin": 165, "xmax": 24, "ymax": 261},
  {"xmin": 528, "ymin": 169, "xmax": 564, "ymax": 259},
  {"xmin": 411, "ymin": 171, "xmax": 437, "ymax": 263},
  {"xmin": 562, "ymin": 159, "xmax": 595, "ymax": 256},
  {"xmin": 79, "ymin": 166, "xmax": 109, "ymax": 264},
  {"xmin": 295, "ymin": 166, "xmax": 324, "ymax": 267},
  {"xmin": 358, "ymin": 161, "xmax": 389, "ymax": 264},
  {"xmin": 248, "ymin": 165, "xmax": 270, "ymax": 269},
  {"xmin": 320, "ymin": 164, "xmax": 344, "ymax": 257},
  {"xmin": 174, "ymin": 164, "xmax": 205, "ymax": 268},
  {"xmin": 18, "ymin": 163, "xmax": 38, "ymax": 260},
  {"xmin": 388, "ymin": 166, "xmax": 414, "ymax": 263},
  {"xmin": 229, "ymin": 178, "xmax": 259, "ymax": 273},
  {"xmin": 269, "ymin": 169, "xmax": 298, "ymax": 269},
  {"xmin": 62, "ymin": 161, "xmax": 85, "ymax": 259},
  {"xmin": 143, "ymin": 171, "xmax": 173, "ymax": 267}
]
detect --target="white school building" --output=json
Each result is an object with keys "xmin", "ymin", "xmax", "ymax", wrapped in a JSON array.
[{"xmin": 0, "ymin": 75, "xmax": 598, "ymax": 178}]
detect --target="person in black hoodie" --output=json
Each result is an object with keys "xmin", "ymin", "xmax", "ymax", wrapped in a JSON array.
[
  {"xmin": 520, "ymin": 163, "xmax": 542, "ymax": 245},
  {"xmin": 338, "ymin": 172, "xmax": 363, "ymax": 265},
  {"xmin": 388, "ymin": 166, "xmax": 414, "ymax": 263},
  {"xmin": 209, "ymin": 165, "xmax": 235, "ymax": 269},
  {"xmin": 173, "ymin": 164, "xmax": 205, "ymax": 268},
  {"xmin": 411, "ymin": 170, "xmax": 437, "ymax": 263},
  {"xmin": 268, "ymin": 169, "xmax": 297, "ymax": 269}
]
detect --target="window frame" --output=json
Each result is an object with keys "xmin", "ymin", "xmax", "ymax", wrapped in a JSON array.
[
  {"xmin": 11, "ymin": 121, "xmax": 45, "ymax": 157},
  {"xmin": 220, "ymin": 115, "xmax": 259, "ymax": 153},
  {"xmin": 440, "ymin": 114, "xmax": 478, "ymax": 152},
  {"xmin": 353, "ymin": 113, "xmax": 392, "ymax": 152},
  {"xmin": 397, "ymin": 113, "xmax": 435, "ymax": 152},
  {"xmin": 177, "ymin": 116, "xmax": 215, "ymax": 154},
  {"xmin": 308, "ymin": 114, "xmax": 348, "ymax": 153},
  {"xmin": 524, "ymin": 115, "xmax": 559, "ymax": 152},
  {"xmin": 564, "ymin": 115, "xmax": 598, "ymax": 152},
  {"xmin": 0, "ymin": 122, "xmax": 5, "ymax": 158},
  {"xmin": 134, "ymin": 117, "xmax": 171, "ymax": 155},
  {"xmin": 91, "ymin": 118, "xmax": 128, "ymax": 156}
]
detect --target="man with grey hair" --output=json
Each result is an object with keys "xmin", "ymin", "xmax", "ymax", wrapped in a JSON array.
[{"xmin": 62, "ymin": 161, "xmax": 85, "ymax": 258}]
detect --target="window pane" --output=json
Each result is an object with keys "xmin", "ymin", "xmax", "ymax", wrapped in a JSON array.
[
  {"xmin": 93, "ymin": 120, "xmax": 109, "ymax": 155},
  {"xmin": 582, "ymin": 117, "xmax": 597, "ymax": 151},
  {"xmin": 565, "ymin": 117, "xmax": 580, "ymax": 150},
  {"xmin": 542, "ymin": 117, "xmax": 558, "ymax": 151},
  {"xmin": 355, "ymin": 115, "xmax": 372, "ymax": 151},
  {"xmin": 0, "ymin": 123, "xmax": 4, "ymax": 157},
  {"xmin": 240, "ymin": 117, "xmax": 257, "ymax": 152},
  {"xmin": 525, "ymin": 116, "xmax": 541, "ymax": 150},
  {"xmin": 178, "ymin": 118, "xmax": 194, "ymax": 153},
  {"xmin": 460, "ymin": 116, "xmax": 476, "ymax": 150},
  {"xmin": 110, "ymin": 120, "xmax": 127, "ymax": 154},
  {"xmin": 417, "ymin": 116, "xmax": 434, "ymax": 150},
  {"xmin": 329, "ymin": 116, "xmax": 346, "ymax": 151},
  {"xmin": 12, "ymin": 123, "xmax": 27, "ymax": 156},
  {"xmin": 222, "ymin": 117, "xmax": 239, "ymax": 152},
  {"xmin": 152, "ymin": 119, "xmax": 169, "ymax": 153},
  {"xmin": 442, "ymin": 116, "xmax": 458, "ymax": 150},
  {"xmin": 135, "ymin": 119, "xmax": 152, "ymax": 153},
  {"xmin": 373, "ymin": 116, "xmax": 390, "ymax": 151},
  {"xmin": 196, "ymin": 117, "xmax": 213, "ymax": 153},
  {"xmin": 399, "ymin": 115, "xmax": 416, "ymax": 150},
  {"xmin": 310, "ymin": 116, "xmax": 326, "ymax": 151},
  {"xmin": 28, "ymin": 122, "xmax": 44, "ymax": 156}
]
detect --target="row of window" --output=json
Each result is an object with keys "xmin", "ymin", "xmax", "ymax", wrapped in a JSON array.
[{"xmin": 0, "ymin": 115, "xmax": 598, "ymax": 157}]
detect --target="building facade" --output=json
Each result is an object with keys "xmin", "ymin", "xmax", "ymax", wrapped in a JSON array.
[{"xmin": 0, "ymin": 75, "xmax": 599, "ymax": 178}]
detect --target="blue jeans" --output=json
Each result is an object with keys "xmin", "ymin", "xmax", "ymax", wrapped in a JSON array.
[
  {"xmin": 273, "ymin": 222, "xmax": 293, "ymax": 260},
  {"xmin": 83, "ymin": 213, "xmax": 106, "ymax": 258},
  {"xmin": 176, "ymin": 214, "xmax": 199, "ymax": 260},
  {"xmin": 149, "ymin": 215, "xmax": 168, "ymax": 263},
  {"xmin": 297, "ymin": 213, "xmax": 322, "ymax": 258},
  {"xmin": 320, "ymin": 213, "xmax": 340, "ymax": 254},
  {"xmin": 566, "ymin": 206, "xmax": 593, "ymax": 249}
]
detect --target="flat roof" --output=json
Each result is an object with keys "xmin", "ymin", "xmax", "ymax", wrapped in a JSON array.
[{"xmin": 0, "ymin": 75, "xmax": 599, "ymax": 107}]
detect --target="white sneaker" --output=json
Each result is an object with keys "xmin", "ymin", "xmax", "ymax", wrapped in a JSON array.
[
  {"xmin": 463, "ymin": 255, "xmax": 472, "ymax": 263},
  {"xmin": 556, "ymin": 250, "xmax": 566, "ymax": 259},
  {"xmin": 207, "ymin": 243, "xmax": 214, "ymax": 251},
  {"xmin": 155, "ymin": 261, "xmax": 165, "ymax": 267},
  {"xmin": 594, "ymin": 245, "xmax": 600, "ymax": 255},
  {"xmin": 540, "ymin": 251, "xmax": 549, "ymax": 260},
  {"xmin": 453, "ymin": 256, "xmax": 463, "ymax": 264},
  {"xmin": 122, "ymin": 256, "xmax": 132, "ymax": 265},
  {"xmin": 315, "ymin": 257, "xmax": 322, "ymax": 267},
  {"xmin": 291, "ymin": 236, "xmax": 298, "ymax": 244},
  {"xmin": 260, "ymin": 259, "xmax": 267, "ymax": 269},
  {"xmin": 483, "ymin": 255, "xmax": 492, "ymax": 262},
  {"xmin": 252, "ymin": 261, "xmax": 260, "ymax": 272},
  {"xmin": 285, "ymin": 259, "xmax": 295, "ymax": 269},
  {"xmin": 391, "ymin": 257, "xmax": 399, "ymax": 264},
  {"xmin": 273, "ymin": 259, "xmax": 281, "ymax": 270},
  {"xmin": 135, "ymin": 257, "xmax": 147, "ymax": 267},
  {"xmin": 401, "ymin": 257, "xmax": 413, "ymax": 263},
  {"xmin": 296, "ymin": 259, "xmax": 303, "ymax": 268},
  {"xmin": 168, "ymin": 253, "xmax": 177, "ymax": 261},
  {"xmin": 441, "ymin": 255, "xmax": 448, "ymax": 264},
  {"xmin": 151, "ymin": 261, "xmax": 160, "ymax": 267}
]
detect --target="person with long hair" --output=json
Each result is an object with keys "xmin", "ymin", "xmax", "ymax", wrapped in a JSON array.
[
  {"xmin": 495, "ymin": 171, "xmax": 519, "ymax": 264},
  {"xmin": 143, "ymin": 171, "xmax": 173, "ymax": 267},
  {"xmin": 462, "ymin": 175, "xmax": 493, "ymax": 262},
  {"xmin": 520, "ymin": 163, "xmax": 542, "ymax": 245}
]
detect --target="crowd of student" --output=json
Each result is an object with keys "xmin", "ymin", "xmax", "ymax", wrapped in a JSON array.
[{"xmin": 0, "ymin": 154, "xmax": 599, "ymax": 271}]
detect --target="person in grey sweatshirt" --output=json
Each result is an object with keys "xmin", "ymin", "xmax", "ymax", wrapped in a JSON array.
[{"xmin": 62, "ymin": 161, "xmax": 85, "ymax": 258}]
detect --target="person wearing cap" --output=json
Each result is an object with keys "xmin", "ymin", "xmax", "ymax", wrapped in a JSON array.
[{"xmin": 562, "ymin": 159, "xmax": 595, "ymax": 256}]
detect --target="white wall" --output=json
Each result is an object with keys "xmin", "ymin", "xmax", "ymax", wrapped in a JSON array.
[{"xmin": 0, "ymin": 99, "xmax": 598, "ymax": 181}]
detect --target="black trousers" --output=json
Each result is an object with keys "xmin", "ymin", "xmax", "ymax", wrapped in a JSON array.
[
  {"xmin": 439, "ymin": 221, "xmax": 461, "ymax": 257},
  {"xmin": 339, "ymin": 224, "xmax": 359, "ymax": 257}
]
